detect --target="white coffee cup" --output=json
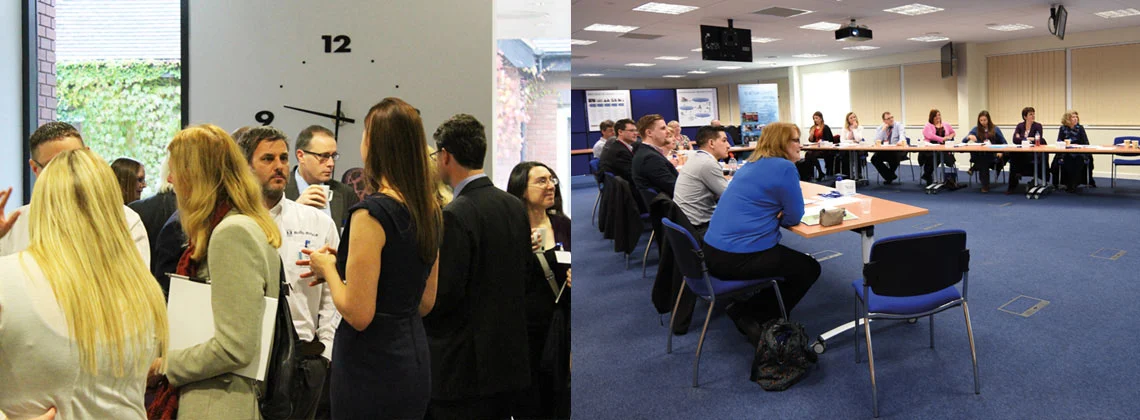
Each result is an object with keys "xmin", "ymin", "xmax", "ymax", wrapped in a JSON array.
[
  {"xmin": 316, "ymin": 185, "xmax": 332, "ymax": 208},
  {"xmin": 531, "ymin": 227, "xmax": 547, "ymax": 250}
]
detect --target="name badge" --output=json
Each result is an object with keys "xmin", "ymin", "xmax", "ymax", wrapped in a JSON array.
[{"xmin": 554, "ymin": 250, "xmax": 571, "ymax": 265}]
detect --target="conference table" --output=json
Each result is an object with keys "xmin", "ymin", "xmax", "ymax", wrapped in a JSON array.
[
  {"xmin": 572, "ymin": 148, "xmax": 594, "ymax": 156},
  {"xmin": 778, "ymin": 182, "xmax": 930, "ymax": 352},
  {"xmin": 801, "ymin": 142, "xmax": 1140, "ymax": 198}
]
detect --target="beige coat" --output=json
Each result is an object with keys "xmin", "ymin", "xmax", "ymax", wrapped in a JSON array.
[{"xmin": 164, "ymin": 213, "xmax": 280, "ymax": 420}]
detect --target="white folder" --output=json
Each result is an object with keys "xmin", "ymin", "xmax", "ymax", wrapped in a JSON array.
[{"xmin": 167, "ymin": 274, "xmax": 278, "ymax": 381}]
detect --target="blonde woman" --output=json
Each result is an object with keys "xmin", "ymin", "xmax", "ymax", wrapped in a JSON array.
[
  {"xmin": 0, "ymin": 149, "xmax": 168, "ymax": 419},
  {"xmin": 668, "ymin": 120, "xmax": 691, "ymax": 150},
  {"xmin": 1052, "ymin": 109, "xmax": 1093, "ymax": 191},
  {"xmin": 701, "ymin": 122, "xmax": 821, "ymax": 345},
  {"xmin": 151, "ymin": 124, "xmax": 282, "ymax": 419}
]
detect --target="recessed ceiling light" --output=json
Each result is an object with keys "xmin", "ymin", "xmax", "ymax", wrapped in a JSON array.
[
  {"xmin": 578, "ymin": 73, "xmax": 604, "ymax": 77},
  {"xmin": 752, "ymin": 37, "xmax": 782, "ymax": 43},
  {"xmin": 662, "ymin": 75, "xmax": 686, "ymax": 78},
  {"xmin": 584, "ymin": 24, "xmax": 639, "ymax": 33},
  {"xmin": 883, "ymin": 4, "xmax": 945, "ymax": 16},
  {"xmin": 633, "ymin": 2, "xmax": 699, "ymax": 15},
  {"xmin": 688, "ymin": 70, "xmax": 709, "ymax": 74},
  {"xmin": 717, "ymin": 66, "xmax": 742, "ymax": 70},
  {"xmin": 655, "ymin": 56, "xmax": 687, "ymax": 60},
  {"xmin": 843, "ymin": 45, "xmax": 880, "ymax": 51},
  {"xmin": 625, "ymin": 63, "xmax": 656, "ymax": 67},
  {"xmin": 793, "ymin": 53, "xmax": 828, "ymax": 58},
  {"xmin": 800, "ymin": 22, "xmax": 842, "ymax": 31},
  {"xmin": 1095, "ymin": 8, "xmax": 1140, "ymax": 18},
  {"xmin": 986, "ymin": 23, "xmax": 1033, "ymax": 31},
  {"xmin": 691, "ymin": 47, "xmax": 703, "ymax": 52},
  {"xmin": 570, "ymin": 39, "xmax": 597, "ymax": 45},
  {"xmin": 908, "ymin": 34, "xmax": 950, "ymax": 42}
]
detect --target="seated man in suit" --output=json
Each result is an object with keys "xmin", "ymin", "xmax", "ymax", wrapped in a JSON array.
[
  {"xmin": 631, "ymin": 114, "xmax": 679, "ymax": 200},
  {"xmin": 599, "ymin": 118, "xmax": 646, "ymax": 212},
  {"xmin": 286, "ymin": 125, "xmax": 360, "ymax": 230}
]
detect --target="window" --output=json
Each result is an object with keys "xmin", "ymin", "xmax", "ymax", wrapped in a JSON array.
[{"xmin": 800, "ymin": 70, "xmax": 850, "ymax": 130}]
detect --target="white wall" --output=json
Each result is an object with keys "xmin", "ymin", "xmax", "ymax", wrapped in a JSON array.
[
  {"xmin": 0, "ymin": 1, "xmax": 23, "ymax": 210},
  {"xmin": 188, "ymin": 0, "xmax": 493, "ymax": 179}
]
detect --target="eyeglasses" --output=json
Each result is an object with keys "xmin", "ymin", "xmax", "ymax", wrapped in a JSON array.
[
  {"xmin": 302, "ymin": 149, "xmax": 340, "ymax": 163},
  {"xmin": 531, "ymin": 177, "xmax": 559, "ymax": 188}
]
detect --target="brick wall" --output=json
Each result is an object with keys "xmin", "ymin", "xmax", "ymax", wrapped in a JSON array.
[
  {"xmin": 37, "ymin": 0, "xmax": 57, "ymax": 126},
  {"xmin": 524, "ymin": 72, "xmax": 569, "ymax": 169}
]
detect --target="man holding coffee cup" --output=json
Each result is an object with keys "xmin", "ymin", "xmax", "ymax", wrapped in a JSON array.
[{"xmin": 286, "ymin": 125, "xmax": 360, "ymax": 230}]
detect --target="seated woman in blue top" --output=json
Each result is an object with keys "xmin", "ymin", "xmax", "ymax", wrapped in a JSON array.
[
  {"xmin": 702, "ymin": 122, "xmax": 822, "ymax": 346},
  {"xmin": 963, "ymin": 110, "xmax": 1007, "ymax": 193},
  {"xmin": 1051, "ymin": 109, "xmax": 1095, "ymax": 192},
  {"xmin": 1009, "ymin": 106, "xmax": 1047, "ymax": 194}
]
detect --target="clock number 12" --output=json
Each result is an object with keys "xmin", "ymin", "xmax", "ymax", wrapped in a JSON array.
[{"xmin": 322, "ymin": 35, "xmax": 352, "ymax": 53}]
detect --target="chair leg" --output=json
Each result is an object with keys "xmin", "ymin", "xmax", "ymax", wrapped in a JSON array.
[
  {"xmin": 770, "ymin": 280, "xmax": 788, "ymax": 320},
  {"xmin": 963, "ymin": 301, "xmax": 981, "ymax": 395},
  {"xmin": 625, "ymin": 252, "xmax": 630, "ymax": 269},
  {"xmin": 864, "ymin": 307, "xmax": 879, "ymax": 418},
  {"xmin": 929, "ymin": 313, "xmax": 935, "ymax": 349},
  {"xmin": 692, "ymin": 299, "xmax": 716, "ymax": 388},
  {"xmin": 642, "ymin": 230, "xmax": 656, "ymax": 278},
  {"xmin": 1112, "ymin": 163, "xmax": 1116, "ymax": 188},
  {"xmin": 666, "ymin": 283, "xmax": 687, "ymax": 354},
  {"xmin": 591, "ymin": 192, "xmax": 600, "ymax": 226},
  {"xmin": 854, "ymin": 296, "xmax": 861, "ymax": 364}
]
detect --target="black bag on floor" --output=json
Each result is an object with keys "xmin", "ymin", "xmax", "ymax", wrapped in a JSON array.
[{"xmin": 750, "ymin": 319, "xmax": 818, "ymax": 391}]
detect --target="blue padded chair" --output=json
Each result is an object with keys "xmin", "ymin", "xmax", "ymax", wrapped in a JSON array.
[
  {"xmin": 640, "ymin": 187, "xmax": 660, "ymax": 277},
  {"xmin": 1111, "ymin": 136, "xmax": 1140, "ymax": 187},
  {"xmin": 590, "ymin": 158, "xmax": 602, "ymax": 226},
  {"xmin": 661, "ymin": 217, "xmax": 787, "ymax": 387},
  {"xmin": 852, "ymin": 229, "xmax": 978, "ymax": 418}
]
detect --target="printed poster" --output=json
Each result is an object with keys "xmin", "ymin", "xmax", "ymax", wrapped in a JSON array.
[
  {"xmin": 738, "ymin": 84, "xmax": 779, "ymax": 144},
  {"xmin": 675, "ymin": 88, "xmax": 718, "ymax": 127},
  {"xmin": 585, "ymin": 90, "xmax": 631, "ymax": 132}
]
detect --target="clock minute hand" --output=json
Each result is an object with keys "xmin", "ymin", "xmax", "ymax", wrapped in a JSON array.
[{"xmin": 283, "ymin": 105, "xmax": 356, "ymax": 124}]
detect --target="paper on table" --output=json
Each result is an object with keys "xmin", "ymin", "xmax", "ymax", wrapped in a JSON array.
[{"xmin": 167, "ymin": 274, "xmax": 278, "ymax": 381}]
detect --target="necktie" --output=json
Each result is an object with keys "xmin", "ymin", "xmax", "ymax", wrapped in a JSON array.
[{"xmin": 886, "ymin": 125, "xmax": 892, "ymax": 143}]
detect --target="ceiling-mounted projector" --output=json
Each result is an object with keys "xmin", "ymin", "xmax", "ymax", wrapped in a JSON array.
[{"xmin": 836, "ymin": 19, "xmax": 872, "ymax": 42}]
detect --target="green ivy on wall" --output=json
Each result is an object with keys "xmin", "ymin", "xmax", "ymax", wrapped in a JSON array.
[{"xmin": 56, "ymin": 61, "xmax": 181, "ymax": 197}]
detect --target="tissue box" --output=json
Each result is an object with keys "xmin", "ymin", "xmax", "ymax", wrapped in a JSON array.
[{"xmin": 836, "ymin": 179, "xmax": 857, "ymax": 196}]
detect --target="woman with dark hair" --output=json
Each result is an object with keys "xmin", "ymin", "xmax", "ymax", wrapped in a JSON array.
[
  {"xmin": 804, "ymin": 111, "xmax": 836, "ymax": 180},
  {"xmin": 507, "ymin": 161, "xmax": 571, "ymax": 419},
  {"xmin": 920, "ymin": 109, "xmax": 957, "ymax": 186},
  {"xmin": 1009, "ymin": 106, "xmax": 1046, "ymax": 194},
  {"xmin": 111, "ymin": 157, "xmax": 147, "ymax": 204},
  {"xmin": 702, "ymin": 122, "xmax": 821, "ymax": 345},
  {"xmin": 302, "ymin": 97, "xmax": 442, "ymax": 419},
  {"xmin": 963, "ymin": 110, "xmax": 1007, "ymax": 193}
]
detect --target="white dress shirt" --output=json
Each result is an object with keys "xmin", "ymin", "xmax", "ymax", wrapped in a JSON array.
[
  {"xmin": 270, "ymin": 198, "xmax": 341, "ymax": 361},
  {"xmin": 0, "ymin": 204, "xmax": 150, "ymax": 266}
]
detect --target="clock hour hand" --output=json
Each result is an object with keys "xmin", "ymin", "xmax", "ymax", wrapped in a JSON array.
[{"xmin": 283, "ymin": 105, "xmax": 356, "ymax": 124}]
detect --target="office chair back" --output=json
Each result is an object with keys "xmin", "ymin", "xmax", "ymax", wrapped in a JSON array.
[
  {"xmin": 660, "ymin": 217, "xmax": 713, "ymax": 296},
  {"xmin": 862, "ymin": 230, "xmax": 969, "ymax": 297}
]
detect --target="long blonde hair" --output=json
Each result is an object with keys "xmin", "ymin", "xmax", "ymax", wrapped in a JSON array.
[
  {"xmin": 1062, "ymin": 109, "xmax": 1079, "ymax": 128},
  {"xmin": 24, "ymin": 149, "xmax": 168, "ymax": 376},
  {"xmin": 168, "ymin": 124, "xmax": 280, "ymax": 260},
  {"xmin": 748, "ymin": 122, "xmax": 800, "ymax": 162}
]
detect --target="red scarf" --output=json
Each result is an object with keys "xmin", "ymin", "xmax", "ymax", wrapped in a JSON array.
[{"xmin": 147, "ymin": 200, "xmax": 234, "ymax": 420}]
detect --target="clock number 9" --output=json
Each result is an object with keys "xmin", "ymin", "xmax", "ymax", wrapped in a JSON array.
[
  {"xmin": 322, "ymin": 35, "xmax": 352, "ymax": 53},
  {"xmin": 255, "ymin": 110, "xmax": 275, "ymax": 126}
]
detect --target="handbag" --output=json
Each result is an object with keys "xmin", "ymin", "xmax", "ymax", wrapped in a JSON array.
[
  {"xmin": 820, "ymin": 208, "xmax": 845, "ymax": 227},
  {"xmin": 259, "ymin": 259, "xmax": 300, "ymax": 420}
]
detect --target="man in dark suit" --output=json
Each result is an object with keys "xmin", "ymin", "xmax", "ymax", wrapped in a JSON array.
[
  {"xmin": 128, "ymin": 176, "xmax": 178, "ymax": 262},
  {"xmin": 632, "ymin": 114, "xmax": 679, "ymax": 198},
  {"xmin": 284, "ymin": 125, "xmax": 359, "ymax": 230},
  {"xmin": 598, "ymin": 118, "xmax": 638, "ymax": 184},
  {"xmin": 425, "ymin": 114, "xmax": 533, "ymax": 420}
]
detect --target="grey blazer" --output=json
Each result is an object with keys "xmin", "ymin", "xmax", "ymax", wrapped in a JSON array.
[{"xmin": 163, "ymin": 213, "xmax": 280, "ymax": 420}]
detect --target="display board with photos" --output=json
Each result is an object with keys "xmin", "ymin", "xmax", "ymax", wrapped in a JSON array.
[
  {"xmin": 585, "ymin": 90, "xmax": 632, "ymax": 131},
  {"xmin": 738, "ymin": 84, "xmax": 780, "ymax": 145}
]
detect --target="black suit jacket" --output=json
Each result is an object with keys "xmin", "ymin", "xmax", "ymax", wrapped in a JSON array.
[
  {"xmin": 424, "ymin": 176, "xmax": 532, "ymax": 400},
  {"xmin": 151, "ymin": 211, "xmax": 185, "ymax": 298},
  {"xmin": 598, "ymin": 139, "xmax": 634, "ymax": 186},
  {"xmin": 284, "ymin": 167, "xmax": 360, "ymax": 230},
  {"xmin": 632, "ymin": 144, "xmax": 679, "ymax": 197},
  {"xmin": 128, "ymin": 190, "xmax": 179, "ymax": 259}
]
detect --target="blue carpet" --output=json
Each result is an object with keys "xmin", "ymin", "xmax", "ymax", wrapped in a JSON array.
[{"xmin": 570, "ymin": 166, "xmax": 1140, "ymax": 419}]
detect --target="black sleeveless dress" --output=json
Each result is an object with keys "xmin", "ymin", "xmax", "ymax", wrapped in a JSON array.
[{"xmin": 329, "ymin": 194, "xmax": 437, "ymax": 419}]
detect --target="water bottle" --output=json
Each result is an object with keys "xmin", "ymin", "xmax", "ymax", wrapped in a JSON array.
[{"xmin": 727, "ymin": 153, "xmax": 738, "ymax": 173}]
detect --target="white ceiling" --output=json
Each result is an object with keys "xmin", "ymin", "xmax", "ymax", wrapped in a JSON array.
[
  {"xmin": 571, "ymin": 0, "xmax": 1140, "ymax": 79},
  {"xmin": 496, "ymin": 0, "xmax": 571, "ymax": 41}
]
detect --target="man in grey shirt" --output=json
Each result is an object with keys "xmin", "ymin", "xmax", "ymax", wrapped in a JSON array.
[
  {"xmin": 592, "ymin": 119, "xmax": 615, "ymax": 158},
  {"xmin": 674, "ymin": 125, "xmax": 730, "ymax": 233}
]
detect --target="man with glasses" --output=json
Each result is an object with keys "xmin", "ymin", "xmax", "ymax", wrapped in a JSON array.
[
  {"xmin": 286, "ymin": 125, "xmax": 360, "ymax": 230},
  {"xmin": 871, "ymin": 111, "xmax": 907, "ymax": 184},
  {"xmin": 0, "ymin": 122, "xmax": 149, "ymax": 261}
]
